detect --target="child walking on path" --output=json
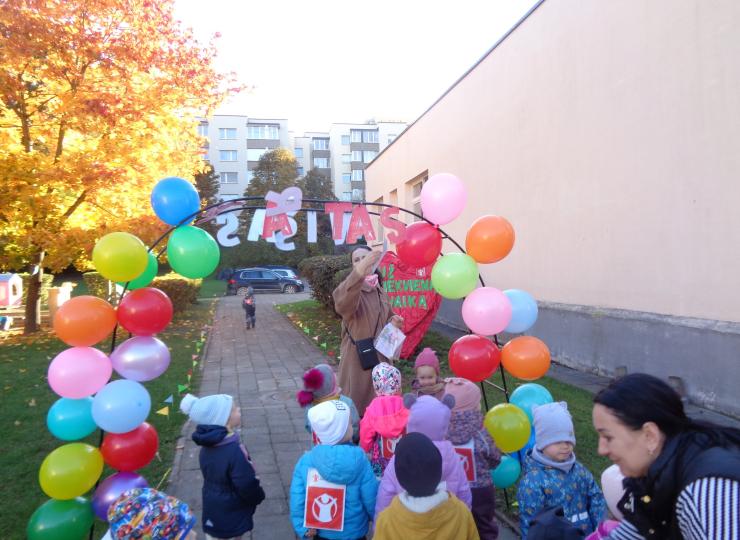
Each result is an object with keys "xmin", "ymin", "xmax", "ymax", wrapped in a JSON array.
[
  {"xmin": 181, "ymin": 393, "xmax": 265, "ymax": 540},
  {"xmin": 298, "ymin": 364, "xmax": 360, "ymax": 445},
  {"xmin": 242, "ymin": 287, "xmax": 256, "ymax": 329},
  {"xmin": 445, "ymin": 378, "xmax": 502, "ymax": 540},
  {"xmin": 517, "ymin": 401, "xmax": 606, "ymax": 539},
  {"xmin": 411, "ymin": 348, "xmax": 446, "ymax": 399},
  {"xmin": 374, "ymin": 432, "xmax": 480, "ymax": 540},
  {"xmin": 359, "ymin": 363, "xmax": 410, "ymax": 476},
  {"xmin": 290, "ymin": 400, "xmax": 378, "ymax": 540},
  {"xmin": 375, "ymin": 394, "xmax": 472, "ymax": 517}
]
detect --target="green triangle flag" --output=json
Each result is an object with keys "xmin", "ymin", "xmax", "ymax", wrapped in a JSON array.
[
  {"xmin": 192, "ymin": 360, "xmax": 198, "ymax": 367},
  {"xmin": 177, "ymin": 384, "xmax": 188, "ymax": 394},
  {"xmin": 304, "ymin": 327, "xmax": 310, "ymax": 334},
  {"xmin": 321, "ymin": 342, "xmax": 327, "ymax": 349}
]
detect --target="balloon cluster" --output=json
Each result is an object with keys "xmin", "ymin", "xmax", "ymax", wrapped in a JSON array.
[
  {"xmin": 396, "ymin": 173, "xmax": 554, "ymax": 490},
  {"xmin": 29, "ymin": 177, "xmax": 216, "ymax": 539}
]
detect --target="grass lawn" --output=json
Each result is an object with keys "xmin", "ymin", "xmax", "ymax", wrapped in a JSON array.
[
  {"xmin": 275, "ymin": 298, "xmax": 611, "ymax": 521},
  {"xmin": 0, "ymin": 297, "xmax": 216, "ymax": 539}
]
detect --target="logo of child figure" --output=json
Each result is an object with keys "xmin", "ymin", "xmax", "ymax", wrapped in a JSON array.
[{"xmin": 304, "ymin": 468, "xmax": 346, "ymax": 531}]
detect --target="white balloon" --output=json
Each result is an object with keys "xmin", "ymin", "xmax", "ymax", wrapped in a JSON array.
[{"xmin": 601, "ymin": 464, "xmax": 625, "ymax": 520}]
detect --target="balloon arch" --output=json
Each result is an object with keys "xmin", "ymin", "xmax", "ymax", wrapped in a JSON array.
[{"xmin": 29, "ymin": 174, "xmax": 553, "ymax": 537}]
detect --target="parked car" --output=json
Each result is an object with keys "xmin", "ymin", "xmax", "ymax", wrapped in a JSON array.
[
  {"xmin": 262, "ymin": 265, "xmax": 300, "ymax": 279},
  {"xmin": 227, "ymin": 267, "xmax": 304, "ymax": 295}
]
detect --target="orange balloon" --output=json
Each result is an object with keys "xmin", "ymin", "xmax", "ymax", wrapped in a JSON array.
[
  {"xmin": 501, "ymin": 336, "xmax": 550, "ymax": 380},
  {"xmin": 465, "ymin": 215, "xmax": 515, "ymax": 264},
  {"xmin": 53, "ymin": 296, "xmax": 117, "ymax": 347}
]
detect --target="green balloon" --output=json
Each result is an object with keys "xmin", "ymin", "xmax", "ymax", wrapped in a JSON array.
[
  {"xmin": 27, "ymin": 497, "xmax": 93, "ymax": 540},
  {"xmin": 167, "ymin": 225, "xmax": 220, "ymax": 279},
  {"xmin": 431, "ymin": 253, "xmax": 479, "ymax": 299},
  {"xmin": 118, "ymin": 251, "xmax": 158, "ymax": 290}
]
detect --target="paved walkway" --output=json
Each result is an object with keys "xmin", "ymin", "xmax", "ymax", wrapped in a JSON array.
[{"xmin": 169, "ymin": 293, "xmax": 518, "ymax": 539}]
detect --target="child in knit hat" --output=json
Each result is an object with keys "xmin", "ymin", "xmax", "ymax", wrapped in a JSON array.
[
  {"xmin": 180, "ymin": 393, "xmax": 265, "ymax": 539},
  {"xmin": 105, "ymin": 487, "xmax": 197, "ymax": 540},
  {"xmin": 374, "ymin": 432, "xmax": 480, "ymax": 540},
  {"xmin": 445, "ymin": 378, "xmax": 501, "ymax": 540},
  {"xmin": 359, "ymin": 363, "xmax": 410, "ymax": 476},
  {"xmin": 411, "ymin": 347, "xmax": 446, "ymax": 399},
  {"xmin": 298, "ymin": 363, "xmax": 360, "ymax": 446},
  {"xmin": 517, "ymin": 401, "xmax": 606, "ymax": 539},
  {"xmin": 375, "ymin": 394, "xmax": 472, "ymax": 517},
  {"xmin": 290, "ymin": 400, "xmax": 378, "ymax": 540}
]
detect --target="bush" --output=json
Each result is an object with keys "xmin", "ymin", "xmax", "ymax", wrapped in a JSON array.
[
  {"xmin": 151, "ymin": 273, "xmax": 202, "ymax": 312},
  {"xmin": 299, "ymin": 255, "xmax": 351, "ymax": 311},
  {"xmin": 82, "ymin": 272, "xmax": 110, "ymax": 300},
  {"xmin": 18, "ymin": 272, "xmax": 54, "ymax": 306}
]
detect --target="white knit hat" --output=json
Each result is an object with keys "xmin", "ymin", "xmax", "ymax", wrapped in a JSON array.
[
  {"xmin": 533, "ymin": 401, "xmax": 576, "ymax": 450},
  {"xmin": 180, "ymin": 393, "xmax": 233, "ymax": 426},
  {"xmin": 308, "ymin": 400, "xmax": 351, "ymax": 446}
]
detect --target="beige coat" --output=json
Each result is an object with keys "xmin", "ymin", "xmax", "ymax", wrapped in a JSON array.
[{"xmin": 333, "ymin": 269, "xmax": 395, "ymax": 415}]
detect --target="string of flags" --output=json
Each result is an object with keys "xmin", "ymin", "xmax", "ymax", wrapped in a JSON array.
[{"xmin": 155, "ymin": 326, "xmax": 209, "ymax": 417}]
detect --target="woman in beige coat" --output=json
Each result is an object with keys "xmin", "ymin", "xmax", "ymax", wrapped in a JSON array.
[{"xmin": 333, "ymin": 247, "xmax": 403, "ymax": 416}]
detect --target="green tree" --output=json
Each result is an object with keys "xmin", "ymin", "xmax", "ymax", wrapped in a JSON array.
[
  {"xmin": 244, "ymin": 147, "xmax": 299, "ymax": 197},
  {"xmin": 299, "ymin": 168, "xmax": 336, "ymax": 201},
  {"xmin": 194, "ymin": 163, "xmax": 221, "ymax": 208}
]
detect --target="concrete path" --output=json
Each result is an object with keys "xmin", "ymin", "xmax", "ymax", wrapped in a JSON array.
[{"xmin": 169, "ymin": 293, "xmax": 518, "ymax": 539}]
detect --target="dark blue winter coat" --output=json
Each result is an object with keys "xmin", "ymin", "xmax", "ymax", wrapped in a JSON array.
[{"xmin": 192, "ymin": 425, "xmax": 265, "ymax": 538}]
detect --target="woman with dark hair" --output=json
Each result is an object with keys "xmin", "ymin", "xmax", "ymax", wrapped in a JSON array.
[
  {"xmin": 592, "ymin": 373, "xmax": 740, "ymax": 539},
  {"xmin": 333, "ymin": 247, "xmax": 403, "ymax": 416}
]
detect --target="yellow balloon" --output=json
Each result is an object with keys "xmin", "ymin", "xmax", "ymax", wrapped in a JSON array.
[
  {"xmin": 484, "ymin": 403, "xmax": 531, "ymax": 453},
  {"xmin": 39, "ymin": 443, "xmax": 103, "ymax": 500},
  {"xmin": 92, "ymin": 232, "xmax": 148, "ymax": 282}
]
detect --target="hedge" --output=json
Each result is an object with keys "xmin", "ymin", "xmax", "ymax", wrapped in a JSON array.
[
  {"xmin": 150, "ymin": 274, "xmax": 202, "ymax": 313},
  {"xmin": 82, "ymin": 272, "xmax": 110, "ymax": 300},
  {"xmin": 19, "ymin": 272, "xmax": 54, "ymax": 306},
  {"xmin": 298, "ymin": 254, "xmax": 351, "ymax": 311}
]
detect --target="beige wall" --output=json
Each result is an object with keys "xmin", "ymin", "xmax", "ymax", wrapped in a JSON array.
[{"xmin": 366, "ymin": 0, "xmax": 740, "ymax": 322}]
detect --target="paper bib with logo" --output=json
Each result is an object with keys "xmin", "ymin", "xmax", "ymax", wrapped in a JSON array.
[
  {"xmin": 453, "ymin": 439, "xmax": 477, "ymax": 483},
  {"xmin": 379, "ymin": 428, "xmax": 406, "ymax": 460},
  {"xmin": 304, "ymin": 467, "xmax": 346, "ymax": 532}
]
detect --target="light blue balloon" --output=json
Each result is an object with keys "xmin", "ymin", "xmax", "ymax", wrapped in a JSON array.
[
  {"xmin": 491, "ymin": 455, "xmax": 521, "ymax": 488},
  {"xmin": 510, "ymin": 383, "xmax": 554, "ymax": 424},
  {"xmin": 92, "ymin": 380, "xmax": 151, "ymax": 434},
  {"xmin": 150, "ymin": 177, "xmax": 201, "ymax": 226},
  {"xmin": 503, "ymin": 289, "xmax": 538, "ymax": 333},
  {"xmin": 47, "ymin": 397, "xmax": 97, "ymax": 441}
]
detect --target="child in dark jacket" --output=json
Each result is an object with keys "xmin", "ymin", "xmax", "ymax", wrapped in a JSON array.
[
  {"xmin": 445, "ymin": 378, "xmax": 502, "ymax": 540},
  {"xmin": 242, "ymin": 288, "xmax": 256, "ymax": 329},
  {"xmin": 181, "ymin": 393, "xmax": 265, "ymax": 539}
]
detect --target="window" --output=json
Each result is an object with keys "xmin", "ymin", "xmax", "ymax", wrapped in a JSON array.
[
  {"xmin": 342, "ymin": 173, "xmax": 351, "ymax": 184},
  {"xmin": 313, "ymin": 157, "xmax": 329, "ymax": 168},
  {"xmin": 341, "ymin": 135, "xmax": 350, "ymax": 145},
  {"xmin": 246, "ymin": 148, "xmax": 267, "ymax": 161},
  {"xmin": 218, "ymin": 128, "xmax": 237, "ymax": 140},
  {"xmin": 341, "ymin": 192, "xmax": 352, "ymax": 201},
  {"xmin": 409, "ymin": 175, "xmax": 427, "ymax": 221},
  {"xmin": 294, "ymin": 147, "xmax": 304, "ymax": 158},
  {"xmin": 247, "ymin": 125, "xmax": 279, "ymax": 139},
  {"xmin": 313, "ymin": 138, "xmax": 329, "ymax": 150},
  {"xmin": 363, "ymin": 150, "xmax": 377, "ymax": 163},
  {"xmin": 387, "ymin": 134, "xmax": 397, "ymax": 144},
  {"xmin": 352, "ymin": 188, "xmax": 364, "ymax": 201},
  {"xmin": 220, "ymin": 172, "xmax": 238, "ymax": 184},
  {"xmin": 350, "ymin": 130, "xmax": 362, "ymax": 143},
  {"xmin": 351, "ymin": 150, "xmax": 363, "ymax": 161},
  {"xmin": 297, "ymin": 167, "xmax": 305, "ymax": 176},
  {"xmin": 260, "ymin": 270, "xmax": 279, "ymax": 279},
  {"xmin": 341, "ymin": 153, "xmax": 351, "ymax": 163},
  {"xmin": 220, "ymin": 150, "xmax": 237, "ymax": 161},
  {"xmin": 351, "ymin": 169, "xmax": 364, "ymax": 181},
  {"xmin": 197, "ymin": 123, "xmax": 208, "ymax": 137},
  {"xmin": 362, "ymin": 130, "xmax": 379, "ymax": 143},
  {"xmin": 241, "ymin": 270, "xmax": 260, "ymax": 279}
]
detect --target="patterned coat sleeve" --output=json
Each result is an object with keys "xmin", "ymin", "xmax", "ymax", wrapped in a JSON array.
[{"xmin": 517, "ymin": 468, "xmax": 546, "ymax": 539}]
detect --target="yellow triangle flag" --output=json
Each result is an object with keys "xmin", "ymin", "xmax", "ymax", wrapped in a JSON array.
[{"xmin": 155, "ymin": 406, "xmax": 169, "ymax": 417}]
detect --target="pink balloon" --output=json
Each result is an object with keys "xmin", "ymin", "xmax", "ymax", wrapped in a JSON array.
[
  {"xmin": 462, "ymin": 287, "xmax": 512, "ymax": 336},
  {"xmin": 48, "ymin": 347, "xmax": 112, "ymax": 399},
  {"xmin": 420, "ymin": 173, "xmax": 467, "ymax": 225}
]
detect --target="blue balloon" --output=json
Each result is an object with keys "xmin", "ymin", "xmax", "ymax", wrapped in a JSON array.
[
  {"xmin": 491, "ymin": 455, "xmax": 521, "ymax": 488},
  {"xmin": 150, "ymin": 177, "xmax": 201, "ymax": 226},
  {"xmin": 503, "ymin": 289, "xmax": 538, "ymax": 333},
  {"xmin": 514, "ymin": 430, "xmax": 537, "ymax": 463},
  {"xmin": 92, "ymin": 380, "xmax": 151, "ymax": 434},
  {"xmin": 510, "ymin": 383, "xmax": 554, "ymax": 423},
  {"xmin": 47, "ymin": 397, "xmax": 97, "ymax": 441}
]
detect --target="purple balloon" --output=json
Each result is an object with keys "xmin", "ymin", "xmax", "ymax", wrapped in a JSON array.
[
  {"xmin": 110, "ymin": 336, "xmax": 170, "ymax": 382},
  {"xmin": 92, "ymin": 471, "xmax": 148, "ymax": 521}
]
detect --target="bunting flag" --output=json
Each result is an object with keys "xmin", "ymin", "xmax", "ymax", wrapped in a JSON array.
[
  {"xmin": 328, "ymin": 350, "xmax": 335, "ymax": 357},
  {"xmin": 313, "ymin": 335, "xmax": 319, "ymax": 342},
  {"xmin": 192, "ymin": 360, "xmax": 198, "ymax": 368},
  {"xmin": 321, "ymin": 343, "xmax": 327, "ymax": 349},
  {"xmin": 187, "ymin": 374, "xmax": 192, "ymax": 382},
  {"xmin": 192, "ymin": 354, "xmax": 199, "ymax": 360},
  {"xmin": 177, "ymin": 384, "xmax": 188, "ymax": 394},
  {"xmin": 163, "ymin": 395, "xmax": 174, "ymax": 404},
  {"xmin": 156, "ymin": 406, "xmax": 169, "ymax": 417},
  {"xmin": 303, "ymin": 327, "xmax": 310, "ymax": 334}
]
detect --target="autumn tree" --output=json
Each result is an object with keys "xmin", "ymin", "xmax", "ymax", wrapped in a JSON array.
[{"xmin": 0, "ymin": 0, "xmax": 234, "ymax": 332}]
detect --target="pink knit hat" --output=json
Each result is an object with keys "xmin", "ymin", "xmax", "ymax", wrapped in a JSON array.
[
  {"xmin": 444, "ymin": 377, "xmax": 481, "ymax": 412},
  {"xmin": 414, "ymin": 348, "xmax": 440, "ymax": 374}
]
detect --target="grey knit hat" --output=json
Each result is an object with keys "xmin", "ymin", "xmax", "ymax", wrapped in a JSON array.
[{"xmin": 533, "ymin": 401, "xmax": 576, "ymax": 450}]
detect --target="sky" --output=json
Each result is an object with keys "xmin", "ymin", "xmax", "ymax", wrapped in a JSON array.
[{"xmin": 174, "ymin": 0, "xmax": 539, "ymax": 134}]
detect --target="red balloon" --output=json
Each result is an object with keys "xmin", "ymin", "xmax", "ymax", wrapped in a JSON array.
[
  {"xmin": 101, "ymin": 422, "xmax": 159, "ymax": 472},
  {"xmin": 396, "ymin": 222, "xmax": 442, "ymax": 268},
  {"xmin": 449, "ymin": 334, "xmax": 501, "ymax": 382},
  {"xmin": 117, "ymin": 287, "xmax": 173, "ymax": 336}
]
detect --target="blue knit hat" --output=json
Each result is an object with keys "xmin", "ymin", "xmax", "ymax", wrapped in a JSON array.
[
  {"xmin": 180, "ymin": 393, "xmax": 233, "ymax": 426},
  {"xmin": 533, "ymin": 401, "xmax": 576, "ymax": 450}
]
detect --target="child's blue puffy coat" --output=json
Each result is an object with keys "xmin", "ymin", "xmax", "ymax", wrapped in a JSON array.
[
  {"xmin": 290, "ymin": 443, "xmax": 378, "ymax": 539},
  {"xmin": 517, "ymin": 451, "xmax": 606, "ymax": 538}
]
